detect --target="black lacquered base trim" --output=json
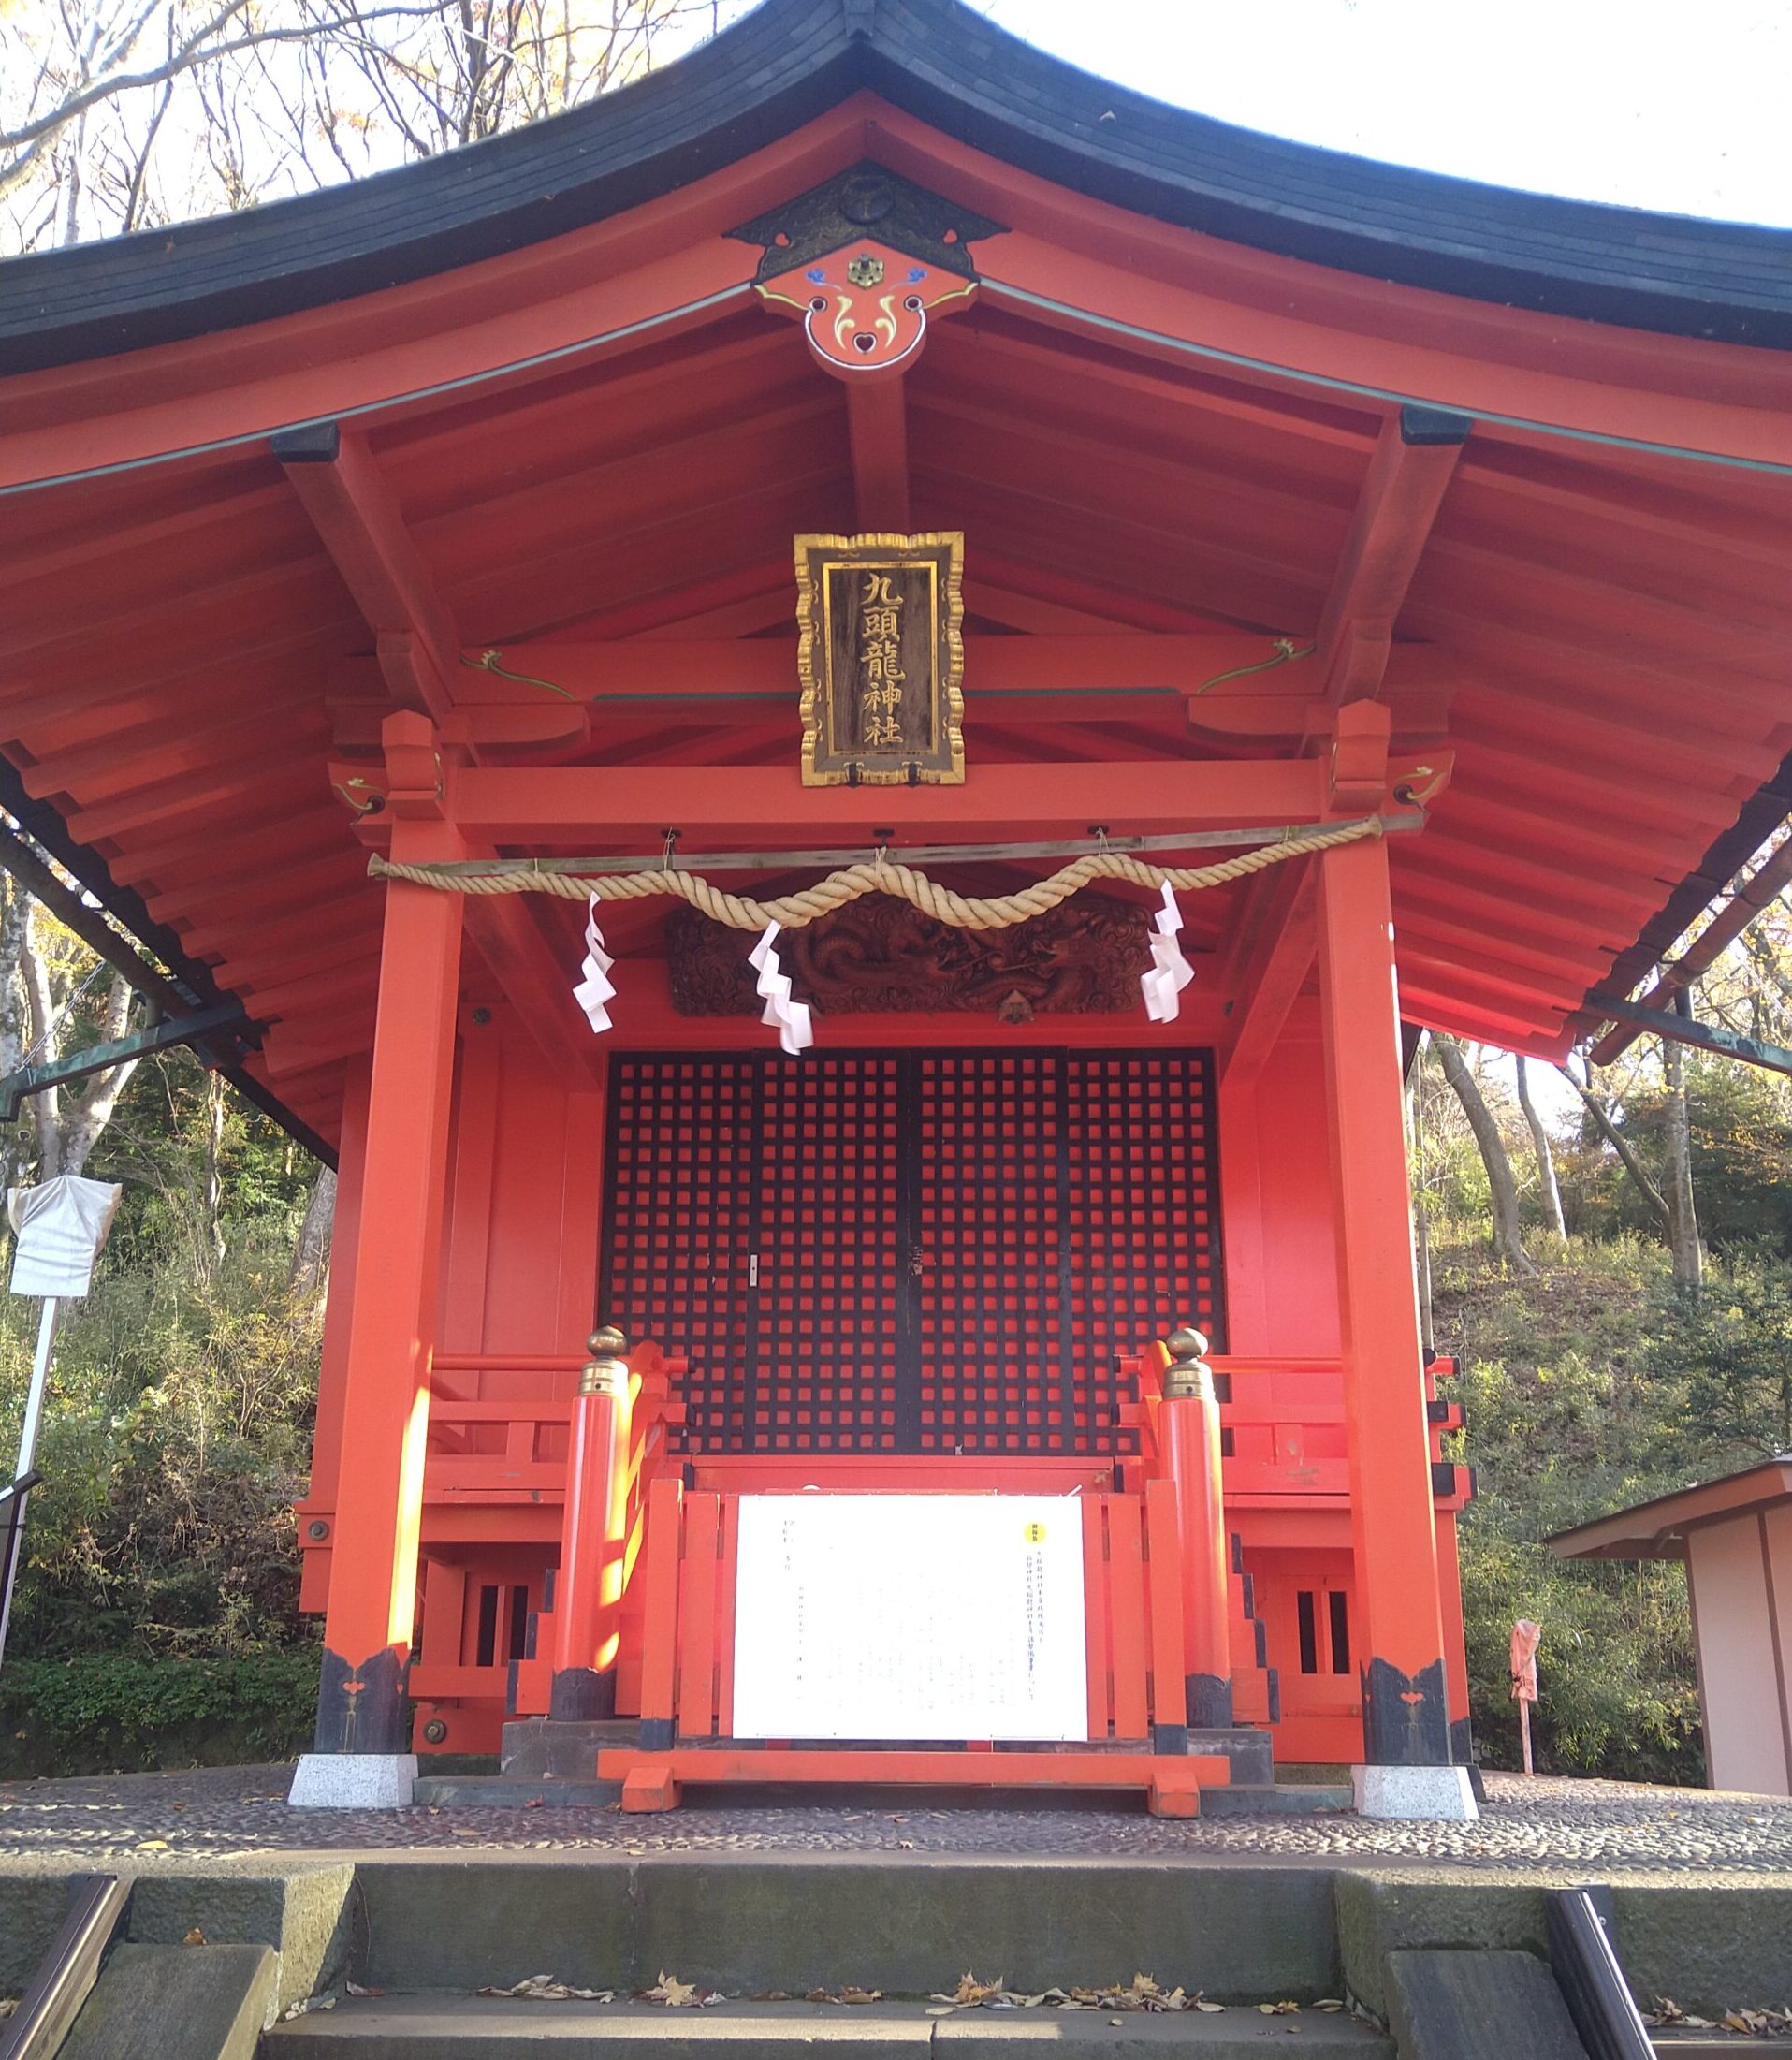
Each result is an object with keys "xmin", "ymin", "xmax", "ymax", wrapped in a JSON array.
[
  {"xmin": 1361, "ymin": 1655, "xmax": 1450, "ymax": 1765},
  {"xmin": 638, "ymin": 1717, "xmax": 675, "ymax": 1750},
  {"xmin": 314, "ymin": 1644, "xmax": 409, "ymax": 1755},
  {"xmin": 1186, "ymin": 1673, "xmax": 1233, "ymax": 1729},
  {"xmin": 548, "ymin": 1666, "xmax": 619, "ymax": 1721}
]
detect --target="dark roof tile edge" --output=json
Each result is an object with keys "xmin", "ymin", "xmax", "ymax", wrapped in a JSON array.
[{"xmin": 4, "ymin": 0, "xmax": 1791, "ymax": 373}]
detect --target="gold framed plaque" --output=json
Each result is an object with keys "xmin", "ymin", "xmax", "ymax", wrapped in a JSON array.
[{"xmin": 795, "ymin": 532, "xmax": 965, "ymax": 785}]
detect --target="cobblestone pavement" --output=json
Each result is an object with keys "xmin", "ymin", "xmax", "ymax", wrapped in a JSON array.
[{"xmin": 0, "ymin": 1766, "xmax": 1790, "ymax": 1872}]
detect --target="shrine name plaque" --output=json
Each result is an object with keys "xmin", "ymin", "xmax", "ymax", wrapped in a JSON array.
[
  {"xmin": 795, "ymin": 532, "xmax": 965, "ymax": 784},
  {"xmin": 731, "ymin": 1494, "xmax": 1087, "ymax": 1741}
]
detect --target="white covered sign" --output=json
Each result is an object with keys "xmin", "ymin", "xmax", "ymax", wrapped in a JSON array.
[
  {"xmin": 7, "ymin": 1175, "xmax": 122, "ymax": 1298},
  {"xmin": 731, "ymin": 1494, "xmax": 1088, "ymax": 1743}
]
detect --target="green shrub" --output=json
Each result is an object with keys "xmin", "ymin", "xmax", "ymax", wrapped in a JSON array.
[
  {"xmin": 0, "ymin": 1649, "xmax": 319, "ymax": 1777},
  {"xmin": 1435, "ymin": 1233, "xmax": 1713, "ymax": 1781}
]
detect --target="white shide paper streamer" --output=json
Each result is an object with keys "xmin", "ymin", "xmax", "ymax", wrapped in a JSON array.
[
  {"xmin": 573, "ymin": 894, "xmax": 617, "ymax": 1033},
  {"xmin": 749, "ymin": 920, "xmax": 814, "ymax": 1056},
  {"xmin": 1141, "ymin": 882, "xmax": 1195, "ymax": 1024}
]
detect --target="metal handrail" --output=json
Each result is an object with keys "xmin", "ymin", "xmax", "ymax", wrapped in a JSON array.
[
  {"xmin": 1547, "ymin": 1886, "xmax": 1654, "ymax": 2060},
  {"xmin": 0, "ymin": 1873, "xmax": 129, "ymax": 2060}
]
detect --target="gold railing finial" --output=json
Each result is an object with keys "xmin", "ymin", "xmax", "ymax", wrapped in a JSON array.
[
  {"xmin": 581, "ymin": 1322, "xmax": 630, "ymax": 1398},
  {"xmin": 1163, "ymin": 1323, "xmax": 1213, "ymax": 1400}
]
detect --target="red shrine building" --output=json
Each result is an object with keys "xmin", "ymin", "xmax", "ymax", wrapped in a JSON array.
[{"xmin": 1, "ymin": 0, "xmax": 1788, "ymax": 1818}]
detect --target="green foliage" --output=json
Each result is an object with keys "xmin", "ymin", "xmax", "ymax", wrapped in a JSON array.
[
  {"xmin": 0, "ymin": 1651, "xmax": 318, "ymax": 1777},
  {"xmin": 0, "ymin": 1045, "xmax": 326, "ymax": 1762},
  {"xmin": 1435, "ymin": 1232, "xmax": 1718, "ymax": 1782},
  {"xmin": 1566, "ymin": 1062, "xmax": 1792, "ymax": 1254},
  {"xmin": 0, "ymin": 1254, "xmax": 322, "ymax": 1659},
  {"xmin": 1642, "ymin": 1245, "xmax": 1792, "ymax": 1458}
]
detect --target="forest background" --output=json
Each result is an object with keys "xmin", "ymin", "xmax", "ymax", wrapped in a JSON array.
[{"xmin": 4, "ymin": 0, "xmax": 1788, "ymax": 1784}]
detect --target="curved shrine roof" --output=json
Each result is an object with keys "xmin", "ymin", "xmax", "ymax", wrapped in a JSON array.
[{"xmin": 5, "ymin": 0, "xmax": 1792, "ymax": 370}]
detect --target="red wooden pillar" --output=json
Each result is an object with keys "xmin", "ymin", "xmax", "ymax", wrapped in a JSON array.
[
  {"xmin": 310, "ymin": 728, "xmax": 466, "ymax": 1760},
  {"xmin": 549, "ymin": 1326, "xmax": 634, "ymax": 1720},
  {"xmin": 1317, "ymin": 829, "xmax": 1451, "ymax": 1766},
  {"xmin": 1158, "ymin": 1327, "xmax": 1232, "ymax": 1731}
]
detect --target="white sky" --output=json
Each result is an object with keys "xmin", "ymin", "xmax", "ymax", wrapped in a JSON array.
[{"xmin": 966, "ymin": 0, "xmax": 1792, "ymax": 227}]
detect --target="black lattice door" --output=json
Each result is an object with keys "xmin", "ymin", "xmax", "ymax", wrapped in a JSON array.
[
  {"xmin": 599, "ymin": 1047, "xmax": 1223, "ymax": 1456},
  {"xmin": 913, "ymin": 1052, "xmax": 1071, "ymax": 1454},
  {"xmin": 601, "ymin": 1054, "xmax": 758, "ymax": 1449},
  {"xmin": 754, "ymin": 1054, "xmax": 905, "ymax": 1451}
]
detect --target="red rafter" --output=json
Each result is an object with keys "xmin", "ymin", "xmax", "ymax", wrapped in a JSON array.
[{"xmin": 1316, "ymin": 410, "xmax": 1469, "ymax": 705}]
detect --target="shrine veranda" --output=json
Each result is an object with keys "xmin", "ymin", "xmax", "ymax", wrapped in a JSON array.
[{"xmin": 0, "ymin": 0, "xmax": 1789, "ymax": 1843}]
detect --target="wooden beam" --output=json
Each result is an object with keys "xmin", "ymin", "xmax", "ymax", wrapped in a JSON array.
[
  {"xmin": 278, "ymin": 427, "xmax": 602, "ymax": 1076},
  {"xmin": 1587, "ymin": 826, "xmax": 1792, "ymax": 1065},
  {"xmin": 462, "ymin": 894, "xmax": 605, "ymax": 1079},
  {"xmin": 444, "ymin": 759, "xmax": 1325, "ymax": 843},
  {"xmin": 475, "ymin": 632, "xmax": 1331, "ymax": 700},
  {"xmin": 846, "ymin": 380, "xmax": 911, "ymax": 531},
  {"xmin": 1316, "ymin": 406, "xmax": 1470, "ymax": 706},
  {"xmin": 430, "ymin": 635, "xmax": 1449, "ymax": 744},
  {"xmin": 1220, "ymin": 861, "xmax": 1318, "ymax": 1088},
  {"xmin": 274, "ymin": 423, "xmax": 459, "ymax": 721}
]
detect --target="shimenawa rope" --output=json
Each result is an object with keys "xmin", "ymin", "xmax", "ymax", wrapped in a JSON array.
[{"xmin": 368, "ymin": 813, "xmax": 1386, "ymax": 933}]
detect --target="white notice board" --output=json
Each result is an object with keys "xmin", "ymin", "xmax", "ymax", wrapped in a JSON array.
[{"xmin": 731, "ymin": 1495, "xmax": 1088, "ymax": 1742}]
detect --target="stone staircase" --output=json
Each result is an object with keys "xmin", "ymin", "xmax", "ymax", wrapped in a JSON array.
[{"xmin": 7, "ymin": 1851, "xmax": 1790, "ymax": 2059}]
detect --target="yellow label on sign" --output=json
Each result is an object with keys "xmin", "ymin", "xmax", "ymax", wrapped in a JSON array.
[{"xmin": 1024, "ymin": 1522, "xmax": 1048, "ymax": 1544}]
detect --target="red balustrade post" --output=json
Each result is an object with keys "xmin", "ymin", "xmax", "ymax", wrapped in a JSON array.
[
  {"xmin": 549, "ymin": 1324, "xmax": 634, "ymax": 1720},
  {"xmin": 1158, "ymin": 1325, "xmax": 1232, "ymax": 1730}
]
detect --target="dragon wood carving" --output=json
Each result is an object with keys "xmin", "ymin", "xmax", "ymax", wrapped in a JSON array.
[{"xmin": 665, "ymin": 898, "xmax": 1151, "ymax": 1018}]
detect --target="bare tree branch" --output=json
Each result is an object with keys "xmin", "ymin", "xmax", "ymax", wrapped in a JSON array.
[
  {"xmin": 1559, "ymin": 1059, "xmax": 1671, "ymax": 1229},
  {"xmin": 1, "ymin": 0, "xmax": 455, "ymax": 203}
]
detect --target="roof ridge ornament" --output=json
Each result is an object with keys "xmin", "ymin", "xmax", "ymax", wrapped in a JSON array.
[
  {"xmin": 734, "ymin": 164, "xmax": 1005, "ymax": 379},
  {"xmin": 729, "ymin": 162, "xmax": 1005, "ymax": 284},
  {"xmin": 841, "ymin": 0, "xmax": 877, "ymax": 37}
]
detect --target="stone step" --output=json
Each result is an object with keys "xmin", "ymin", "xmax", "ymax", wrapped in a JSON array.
[
  {"xmin": 1382, "ymin": 1950, "xmax": 1587, "ymax": 2060},
  {"xmin": 62, "ymin": 1940, "xmax": 277, "ymax": 2060},
  {"xmin": 265, "ymin": 1996, "xmax": 1392, "ymax": 2059},
  {"xmin": 412, "ymin": 1775, "xmax": 622, "ymax": 1807},
  {"xmin": 500, "ymin": 1717, "xmax": 639, "ymax": 1782},
  {"xmin": 347, "ymin": 1857, "xmax": 1339, "ymax": 2002},
  {"xmin": 1198, "ymin": 1785, "xmax": 1353, "ymax": 1818},
  {"xmin": 1654, "ymin": 2040, "xmax": 1765, "ymax": 2057}
]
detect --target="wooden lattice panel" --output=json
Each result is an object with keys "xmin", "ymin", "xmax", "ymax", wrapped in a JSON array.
[
  {"xmin": 598, "ymin": 1047, "xmax": 1223, "ymax": 1456},
  {"xmin": 754, "ymin": 1054, "xmax": 904, "ymax": 1452},
  {"xmin": 915, "ymin": 1051, "xmax": 1067, "ymax": 1454},
  {"xmin": 601, "ymin": 1053, "xmax": 757, "ymax": 1451},
  {"xmin": 1066, "ymin": 1051, "xmax": 1225, "ymax": 1446}
]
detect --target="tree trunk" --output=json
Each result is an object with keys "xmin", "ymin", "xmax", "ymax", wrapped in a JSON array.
[
  {"xmin": 0, "ymin": 882, "xmax": 34, "ymax": 1203},
  {"xmin": 54, "ymin": 970, "xmax": 144, "ymax": 1177},
  {"xmin": 203, "ymin": 1070, "xmax": 227, "ymax": 1273},
  {"xmin": 290, "ymin": 1164, "xmax": 337, "ymax": 1299},
  {"xmin": 1514, "ymin": 1056, "xmax": 1567, "ymax": 1242},
  {"xmin": 1661, "ymin": 1030, "xmax": 1704, "ymax": 1293},
  {"xmin": 1559, "ymin": 1062, "xmax": 1672, "ymax": 1230},
  {"xmin": 1435, "ymin": 1034, "xmax": 1536, "ymax": 1274},
  {"xmin": 0, "ymin": 869, "xmax": 144, "ymax": 1188},
  {"xmin": 1406, "ymin": 1064, "xmax": 1435, "ymax": 1355}
]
